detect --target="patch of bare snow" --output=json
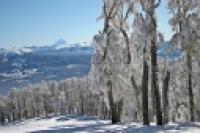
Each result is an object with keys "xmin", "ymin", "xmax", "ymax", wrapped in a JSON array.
[{"xmin": 0, "ymin": 115, "xmax": 200, "ymax": 133}]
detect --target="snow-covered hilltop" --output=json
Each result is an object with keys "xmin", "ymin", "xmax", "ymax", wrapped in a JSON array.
[{"xmin": 51, "ymin": 39, "xmax": 91, "ymax": 50}]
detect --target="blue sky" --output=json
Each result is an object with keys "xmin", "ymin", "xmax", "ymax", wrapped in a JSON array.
[{"xmin": 0, "ymin": 0, "xmax": 172, "ymax": 48}]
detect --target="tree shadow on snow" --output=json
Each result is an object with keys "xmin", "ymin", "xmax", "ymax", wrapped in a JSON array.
[
  {"xmin": 29, "ymin": 115, "xmax": 200, "ymax": 133},
  {"xmin": 30, "ymin": 123, "xmax": 134, "ymax": 133},
  {"xmin": 124, "ymin": 122, "xmax": 200, "ymax": 133},
  {"xmin": 56, "ymin": 114, "xmax": 98, "ymax": 122},
  {"xmin": 30, "ymin": 123, "xmax": 200, "ymax": 133}
]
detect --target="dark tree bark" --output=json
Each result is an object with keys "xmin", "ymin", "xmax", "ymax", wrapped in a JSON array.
[
  {"xmin": 148, "ymin": 7, "xmax": 162, "ymax": 124},
  {"xmin": 8, "ymin": 115, "xmax": 12, "ymax": 123},
  {"xmin": 12, "ymin": 111, "xmax": 15, "ymax": 122},
  {"xmin": 24, "ymin": 109, "xmax": 28, "ymax": 119},
  {"xmin": 162, "ymin": 71, "xmax": 170, "ymax": 124},
  {"xmin": 187, "ymin": 53, "xmax": 194, "ymax": 122},
  {"xmin": 140, "ymin": 0, "xmax": 162, "ymax": 125},
  {"xmin": 117, "ymin": 98, "xmax": 123, "ymax": 122},
  {"xmin": 142, "ymin": 59, "xmax": 149, "ymax": 125},
  {"xmin": 0, "ymin": 111, "xmax": 5, "ymax": 125},
  {"xmin": 36, "ymin": 109, "xmax": 40, "ymax": 117},
  {"xmin": 151, "ymin": 82, "xmax": 156, "ymax": 121},
  {"xmin": 120, "ymin": 28, "xmax": 131, "ymax": 64},
  {"xmin": 107, "ymin": 80, "xmax": 121, "ymax": 124},
  {"xmin": 44, "ymin": 98, "xmax": 48, "ymax": 117},
  {"xmin": 18, "ymin": 103, "xmax": 21, "ymax": 120},
  {"xmin": 131, "ymin": 76, "xmax": 141, "ymax": 121},
  {"xmin": 80, "ymin": 94, "xmax": 85, "ymax": 115},
  {"xmin": 151, "ymin": 42, "xmax": 163, "ymax": 125},
  {"xmin": 33, "ymin": 108, "xmax": 36, "ymax": 118}
]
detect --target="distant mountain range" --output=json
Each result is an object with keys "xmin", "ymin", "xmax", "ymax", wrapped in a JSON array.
[
  {"xmin": 0, "ymin": 39, "xmax": 94, "ymax": 95},
  {"xmin": 157, "ymin": 42, "xmax": 182, "ymax": 60},
  {"xmin": 0, "ymin": 39, "xmax": 93, "ymax": 55}
]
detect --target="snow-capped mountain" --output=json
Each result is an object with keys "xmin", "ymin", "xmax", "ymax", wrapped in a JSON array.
[
  {"xmin": 0, "ymin": 39, "xmax": 94, "ymax": 94},
  {"xmin": 50, "ymin": 38, "xmax": 68, "ymax": 50},
  {"xmin": 49, "ymin": 39, "xmax": 91, "ymax": 50},
  {"xmin": 157, "ymin": 42, "xmax": 182, "ymax": 60},
  {"xmin": 0, "ymin": 39, "xmax": 93, "ymax": 55}
]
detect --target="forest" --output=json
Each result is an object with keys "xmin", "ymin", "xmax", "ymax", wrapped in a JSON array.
[{"xmin": 0, "ymin": 0, "xmax": 200, "ymax": 127}]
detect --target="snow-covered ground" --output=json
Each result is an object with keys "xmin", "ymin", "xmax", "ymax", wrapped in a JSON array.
[{"xmin": 0, "ymin": 115, "xmax": 200, "ymax": 133}]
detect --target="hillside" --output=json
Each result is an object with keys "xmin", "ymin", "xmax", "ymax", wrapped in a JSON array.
[{"xmin": 0, "ymin": 40, "xmax": 94, "ymax": 94}]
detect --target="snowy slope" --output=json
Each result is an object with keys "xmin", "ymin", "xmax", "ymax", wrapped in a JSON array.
[
  {"xmin": 0, "ymin": 115, "xmax": 200, "ymax": 133},
  {"xmin": 51, "ymin": 39, "xmax": 92, "ymax": 50}
]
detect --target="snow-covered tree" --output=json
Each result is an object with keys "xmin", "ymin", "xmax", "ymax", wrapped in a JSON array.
[{"xmin": 168, "ymin": 0, "xmax": 200, "ymax": 122}]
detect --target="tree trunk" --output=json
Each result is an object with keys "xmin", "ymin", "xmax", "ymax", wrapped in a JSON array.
[
  {"xmin": 162, "ymin": 71, "xmax": 170, "ymax": 124},
  {"xmin": 187, "ymin": 53, "xmax": 194, "ymax": 122},
  {"xmin": 148, "ymin": 9, "xmax": 162, "ymax": 125},
  {"xmin": 117, "ymin": 99, "xmax": 123, "ymax": 122},
  {"xmin": 107, "ymin": 80, "xmax": 120, "ymax": 124},
  {"xmin": 24, "ymin": 108, "xmax": 28, "ymax": 119},
  {"xmin": 142, "ymin": 59, "xmax": 149, "ymax": 125},
  {"xmin": 131, "ymin": 76, "xmax": 141, "ymax": 121},
  {"xmin": 44, "ymin": 99, "xmax": 48, "ymax": 117},
  {"xmin": 0, "ymin": 111, "xmax": 5, "ymax": 125},
  {"xmin": 81, "ymin": 95, "xmax": 84, "ymax": 115},
  {"xmin": 18, "ymin": 105, "xmax": 21, "ymax": 120},
  {"xmin": 151, "ymin": 79, "xmax": 156, "ymax": 121},
  {"xmin": 8, "ymin": 115, "xmax": 12, "ymax": 123},
  {"xmin": 12, "ymin": 111, "xmax": 15, "ymax": 122},
  {"xmin": 151, "ymin": 42, "xmax": 163, "ymax": 125}
]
